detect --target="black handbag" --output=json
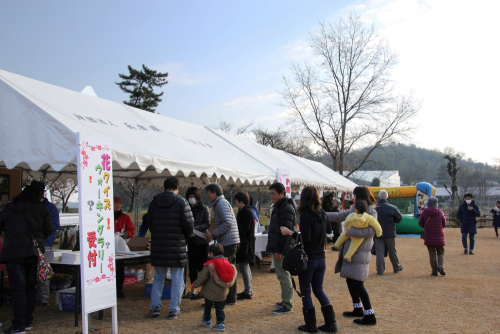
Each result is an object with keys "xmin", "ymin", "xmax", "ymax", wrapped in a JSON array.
[
  {"xmin": 282, "ymin": 232, "xmax": 307, "ymax": 298},
  {"xmin": 282, "ymin": 232, "xmax": 307, "ymax": 276}
]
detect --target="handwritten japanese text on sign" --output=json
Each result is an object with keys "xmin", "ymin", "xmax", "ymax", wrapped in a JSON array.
[
  {"xmin": 276, "ymin": 169, "xmax": 292, "ymax": 198},
  {"xmin": 77, "ymin": 133, "xmax": 116, "ymax": 290}
]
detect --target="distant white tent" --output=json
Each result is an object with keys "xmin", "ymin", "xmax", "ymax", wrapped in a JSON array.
[
  {"xmin": 0, "ymin": 69, "xmax": 357, "ymax": 192},
  {"xmin": 81, "ymin": 86, "xmax": 97, "ymax": 97}
]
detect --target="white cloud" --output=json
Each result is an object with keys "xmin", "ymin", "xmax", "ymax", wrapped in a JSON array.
[
  {"xmin": 256, "ymin": 110, "xmax": 289, "ymax": 121},
  {"xmin": 220, "ymin": 93, "xmax": 280, "ymax": 108},
  {"xmin": 151, "ymin": 62, "xmax": 211, "ymax": 86}
]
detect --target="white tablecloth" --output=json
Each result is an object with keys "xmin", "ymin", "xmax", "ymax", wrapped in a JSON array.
[{"xmin": 254, "ymin": 233, "xmax": 267, "ymax": 260}]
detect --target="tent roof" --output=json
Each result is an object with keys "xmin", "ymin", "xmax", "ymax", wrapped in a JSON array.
[
  {"xmin": 209, "ymin": 129, "xmax": 357, "ymax": 191},
  {"xmin": 0, "ymin": 69, "xmax": 356, "ymax": 191}
]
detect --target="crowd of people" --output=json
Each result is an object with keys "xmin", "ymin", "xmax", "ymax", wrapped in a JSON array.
[{"xmin": 0, "ymin": 177, "xmax": 495, "ymax": 333}]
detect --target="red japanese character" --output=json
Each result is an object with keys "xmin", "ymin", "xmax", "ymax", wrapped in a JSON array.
[
  {"xmin": 87, "ymin": 231, "xmax": 97, "ymax": 248},
  {"xmin": 286, "ymin": 178, "xmax": 290, "ymax": 185},
  {"xmin": 88, "ymin": 250, "xmax": 97, "ymax": 267},
  {"xmin": 286, "ymin": 186, "xmax": 291, "ymax": 193}
]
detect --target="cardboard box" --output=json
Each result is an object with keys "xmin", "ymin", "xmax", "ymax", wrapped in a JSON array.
[{"xmin": 127, "ymin": 237, "xmax": 150, "ymax": 251}]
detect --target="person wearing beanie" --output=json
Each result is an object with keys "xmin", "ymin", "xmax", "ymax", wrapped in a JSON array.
[
  {"xmin": 419, "ymin": 197, "xmax": 447, "ymax": 276},
  {"xmin": 374, "ymin": 190, "xmax": 403, "ymax": 275},
  {"xmin": 113, "ymin": 195, "xmax": 135, "ymax": 298}
]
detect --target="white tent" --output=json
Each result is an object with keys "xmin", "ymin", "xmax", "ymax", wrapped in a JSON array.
[{"xmin": 0, "ymin": 69, "xmax": 357, "ymax": 192}]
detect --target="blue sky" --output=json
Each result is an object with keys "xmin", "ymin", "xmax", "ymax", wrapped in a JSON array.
[{"xmin": 1, "ymin": 0, "xmax": 499, "ymax": 164}]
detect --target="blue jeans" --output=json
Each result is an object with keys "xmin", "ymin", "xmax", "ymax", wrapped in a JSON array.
[
  {"xmin": 462, "ymin": 233, "xmax": 475, "ymax": 251},
  {"xmin": 298, "ymin": 257, "xmax": 330, "ymax": 309},
  {"xmin": 150, "ymin": 267, "xmax": 185, "ymax": 312},
  {"xmin": 6, "ymin": 256, "xmax": 38, "ymax": 330},
  {"xmin": 203, "ymin": 299, "xmax": 226, "ymax": 324}
]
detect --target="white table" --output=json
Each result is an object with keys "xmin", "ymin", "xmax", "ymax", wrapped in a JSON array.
[
  {"xmin": 254, "ymin": 233, "xmax": 267, "ymax": 260},
  {"xmin": 254, "ymin": 233, "xmax": 274, "ymax": 269}
]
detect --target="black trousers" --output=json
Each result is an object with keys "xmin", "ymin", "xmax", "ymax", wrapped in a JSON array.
[
  {"xmin": 346, "ymin": 278, "xmax": 372, "ymax": 310},
  {"xmin": 6, "ymin": 256, "xmax": 38, "ymax": 330},
  {"xmin": 188, "ymin": 238, "xmax": 208, "ymax": 284},
  {"xmin": 223, "ymin": 244, "xmax": 239, "ymax": 302},
  {"xmin": 116, "ymin": 266, "xmax": 125, "ymax": 292}
]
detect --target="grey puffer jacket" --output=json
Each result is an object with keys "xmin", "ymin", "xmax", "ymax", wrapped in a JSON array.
[
  {"xmin": 212, "ymin": 195, "xmax": 240, "ymax": 247},
  {"xmin": 328, "ymin": 205, "xmax": 377, "ymax": 282}
]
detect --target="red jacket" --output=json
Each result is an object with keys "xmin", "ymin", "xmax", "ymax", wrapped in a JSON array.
[
  {"xmin": 114, "ymin": 211, "xmax": 135, "ymax": 238},
  {"xmin": 418, "ymin": 207, "xmax": 446, "ymax": 246},
  {"xmin": 204, "ymin": 257, "xmax": 235, "ymax": 283}
]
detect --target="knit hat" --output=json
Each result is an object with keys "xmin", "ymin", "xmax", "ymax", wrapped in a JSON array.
[
  {"xmin": 426, "ymin": 196, "xmax": 438, "ymax": 208},
  {"xmin": 113, "ymin": 195, "xmax": 122, "ymax": 204},
  {"xmin": 31, "ymin": 180, "xmax": 45, "ymax": 192}
]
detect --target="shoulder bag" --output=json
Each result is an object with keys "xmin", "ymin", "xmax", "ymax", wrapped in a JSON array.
[
  {"xmin": 420, "ymin": 217, "xmax": 431, "ymax": 240},
  {"xmin": 15, "ymin": 203, "xmax": 54, "ymax": 282},
  {"xmin": 282, "ymin": 232, "xmax": 307, "ymax": 297}
]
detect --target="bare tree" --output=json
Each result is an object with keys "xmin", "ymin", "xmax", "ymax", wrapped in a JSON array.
[
  {"xmin": 280, "ymin": 13, "xmax": 420, "ymax": 176},
  {"xmin": 46, "ymin": 177, "xmax": 78, "ymax": 213},
  {"xmin": 216, "ymin": 121, "xmax": 233, "ymax": 133},
  {"xmin": 252, "ymin": 126, "xmax": 311, "ymax": 157},
  {"xmin": 136, "ymin": 185, "xmax": 162, "ymax": 209},
  {"xmin": 252, "ymin": 126, "xmax": 287, "ymax": 148},
  {"xmin": 118, "ymin": 179, "xmax": 144, "ymax": 213},
  {"xmin": 216, "ymin": 121, "xmax": 253, "ymax": 136}
]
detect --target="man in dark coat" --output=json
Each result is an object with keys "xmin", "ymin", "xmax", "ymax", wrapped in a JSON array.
[
  {"xmin": 374, "ymin": 190, "xmax": 403, "ymax": 275},
  {"xmin": 144, "ymin": 177, "xmax": 194, "ymax": 319},
  {"xmin": 456, "ymin": 193, "xmax": 481, "ymax": 255},
  {"xmin": 266, "ymin": 182, "xmax": 296, "ymax": 315}
]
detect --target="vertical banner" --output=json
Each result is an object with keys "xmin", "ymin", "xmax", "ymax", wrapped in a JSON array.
[
  {"xmin": 77, "ymin": 133, "xmax": 117, "ymax": 316},
  {"xmin": 276, "ymin": 169, "xmax": 291, "ymax": 198}
]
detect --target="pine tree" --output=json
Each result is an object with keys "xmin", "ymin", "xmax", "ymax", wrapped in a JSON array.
[
  {"xmin": 370, "ymin": 177, "xmax": 381, "ymax": 187},
  {"xmin": 116, "ymin": 64, "xmax": 168, "ymax": 113}
]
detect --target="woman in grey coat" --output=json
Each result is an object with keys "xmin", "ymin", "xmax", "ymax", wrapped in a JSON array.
[{"xmin": 326, "ymin": 186, "xmax": 377, "ymax": 326}]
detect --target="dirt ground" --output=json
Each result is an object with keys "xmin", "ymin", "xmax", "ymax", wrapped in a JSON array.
[{"xmin": 1, "ymin": 227, "xmax": 499, "ymax": 334}]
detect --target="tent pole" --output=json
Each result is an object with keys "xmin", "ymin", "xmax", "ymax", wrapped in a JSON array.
[{"xmin": 134, "ymin": 188, "xmax": 139, "ymax": 235}]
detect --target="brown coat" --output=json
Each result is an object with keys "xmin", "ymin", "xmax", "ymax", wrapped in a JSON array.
[{"xmin": 193, "ymin": 256, "xmax": 237, "ymax": 302}]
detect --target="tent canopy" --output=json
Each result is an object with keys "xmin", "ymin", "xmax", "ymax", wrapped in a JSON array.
[{"xmin": 0, "ymin": 69, "xmax": 357, "ymax": 191}]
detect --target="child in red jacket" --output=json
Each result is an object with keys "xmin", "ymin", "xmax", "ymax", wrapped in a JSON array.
[{"xmin": 192, "ymin": 243, "xmax": 237, "ymax": 332}]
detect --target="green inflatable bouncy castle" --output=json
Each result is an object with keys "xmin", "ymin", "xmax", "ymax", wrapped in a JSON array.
[{"xmin": 367, "ymin": 182, "xmax": 435, "ymax": 234}]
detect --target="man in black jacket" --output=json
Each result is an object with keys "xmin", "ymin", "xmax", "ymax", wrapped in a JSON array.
[
  {"xmin": 144, "ymin": 177, "xmax": 194, "ymax": 320},
  {"xmin": 374, "ymin": 190, "xmax": 403, "ymax": 275},
  {"xmin": 266, "ymin": 182, "xmax": 296, "ymax": 315}
]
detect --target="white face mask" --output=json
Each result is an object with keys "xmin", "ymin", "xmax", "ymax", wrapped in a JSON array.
[
  {"xmin": 465, "ymin": 200, "xmax": 472, "ymax": 205},
  {"xmin": 188, "ymin": 198, "xmax": 197, "ymax": 205}
]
